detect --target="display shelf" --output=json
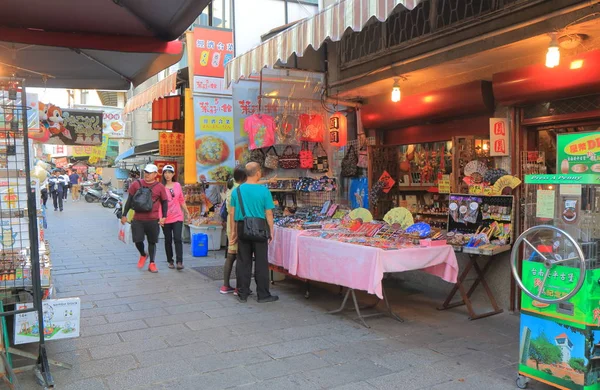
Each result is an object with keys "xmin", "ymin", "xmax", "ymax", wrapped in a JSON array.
[{"xmin": 462, "ymin": 244, "xmax": 511, "ymax": 256}]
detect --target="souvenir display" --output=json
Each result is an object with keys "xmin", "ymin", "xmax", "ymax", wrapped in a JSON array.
[{"xmin": 245, "ymin": 113, "xmax": 276, "ymax": 150}]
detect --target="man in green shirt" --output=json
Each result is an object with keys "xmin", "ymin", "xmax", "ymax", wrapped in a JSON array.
[{"xmin": 229, "ymin": 162, "xmax": 278, "ymax": 303}]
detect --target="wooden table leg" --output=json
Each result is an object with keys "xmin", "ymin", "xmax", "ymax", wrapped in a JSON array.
[{"xmin": 437, "ymin": 259, "xmax": 474, "ymax": 310}]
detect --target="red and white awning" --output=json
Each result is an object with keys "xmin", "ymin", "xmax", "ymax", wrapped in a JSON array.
[
  {"xmin": 123, "ymin": 73, "xmax": 178, "ymax": 114},
  {"xmin": 226, "ymin": 0, "xmax": 423, "ymax": 85}
]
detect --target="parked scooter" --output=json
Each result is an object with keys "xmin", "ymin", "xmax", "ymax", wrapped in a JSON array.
[
  {"xmin": 101, "ymin": 189, "xmax": 122, "ymax": 209},
  {"xmin": 83, "ymin": 180, "xmax": 113, "ymax": 203}
]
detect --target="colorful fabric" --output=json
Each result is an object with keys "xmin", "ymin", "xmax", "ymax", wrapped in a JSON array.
[
  {"xmin": 244, "ymin": 114, "xmax": 275, "ymax": 150},
  {"xmin": 298, "ymin": 114, "xmax": 325, "ymax": 142}
]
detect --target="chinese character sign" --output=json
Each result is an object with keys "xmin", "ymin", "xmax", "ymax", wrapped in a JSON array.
[
  {"xmin": 489, "ymin": 118, "xmax": 509, "ymax": 156},
  {"xmin": 193, "ymin": 96, "xmax": 235, "ymax": 182},
  {"xmin": 74, "ymin": 105, "xmax": 125, "ymax": 138},
  {"xmin": 41, "ymin": 107, "xmax": 103, "ymax": 146},
  {"xmin": 557, "ymin": 132, "xmax": 600, "ymax": 174},
  {"xmin": 154, "ymin": 160, "xmax": 179, "ymax": 182},
  {"xmin": 159, "ymin": 132, "xmax": 185, "ymax": 156},
  {"xmin": 90, "ymin": 134, "xmax": 110, "ymax": 160},
  {"xmin": 192, "ymin": 27, "xmax": 234, "ymax": 79}
]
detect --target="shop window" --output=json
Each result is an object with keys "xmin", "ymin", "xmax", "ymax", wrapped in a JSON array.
[{"xmin": 523, "ymin": 94, "xmax": 600, "ymax": 119}]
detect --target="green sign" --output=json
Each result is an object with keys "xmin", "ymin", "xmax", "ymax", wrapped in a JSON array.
[
  {"xmin": 525, "ymin": 174, "xmax": 600, "ymax": 185},
  {"xmin": 557, "ymin": 131, "xmax": 600, "ymax": 174}
]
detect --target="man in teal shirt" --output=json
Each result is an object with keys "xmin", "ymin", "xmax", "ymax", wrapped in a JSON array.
[{"xmin": 229, "ymin": 162, "xmax": 278, "ymax": 303}]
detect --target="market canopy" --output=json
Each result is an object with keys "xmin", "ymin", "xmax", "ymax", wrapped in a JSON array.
[
  {"xmin": 115, "ymin": 141, "xmax": 160, "ymax": 162},
  {"xmin": 0, "ymin": 0, "xmax": 211, "ymax": 89},
  {"xmin": 225, "ymin": 0, "xmax": 423, "ymax": 85}
]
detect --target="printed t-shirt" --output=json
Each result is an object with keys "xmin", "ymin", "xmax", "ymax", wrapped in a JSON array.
[
  {"xmin": 128, "ymin": 180, "xmax": 168, "ymax": 221},
  {"xmin": 244, "ymin": 114, "xmax": 275, "ymax": 150},
  {"xmin": 230, "ymin": 183, "xmax": 274, "ymax": 222}
]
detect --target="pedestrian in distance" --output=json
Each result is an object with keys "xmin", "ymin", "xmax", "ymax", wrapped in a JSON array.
[
  {"xmin": 229, "ymin": 162, "xmax": 278, "ymax": 303},
  {"xmin": 220, "ymin": 165, "xmax": 247, "ymax": 295},
  {"xmin": 61, "ymin": 170, "xmax": 70, "ymax": 202},
  {"xmin": 48, "ymin": 170, "xmax": 67, "ymax": 211},
  {"xmin": 160, "ymin": 164, "xmax": 189, "ymax": 270},
  {"xmin": 121, "ymin": 164, "xmax": 168, "ymax": 273},
  {"xmin": 69, "ymin": 169, "xmax": 81, "ymax": 201}
]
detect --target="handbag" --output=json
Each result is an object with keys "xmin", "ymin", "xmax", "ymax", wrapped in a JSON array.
[
  {"xmin": 264, "ymin": 147, "xmax": 279, "ymax": 170},
  {"xmin": 357, "ymin": 145, "xmax": 368, "ymax": 168},
  {"xmin": 341, "ymin": 145, "xmax": 359, "ymax": 177},
  {"xmin": 279, "ymin": 146, "xmax": 299, "ymax": 169},
  {"xmin": 249, "ymin": 148, "xmax": 265, "ymax": 166},
  {"xmin": 236, "ymin": 187, "xmax": 270, "ymax": 242},
  {"xmin": 299, "ymin": 142, "xmax": 313, "ymax": 169},
  {"xmin": 311, "ymin": 143, "xmax": 329, "ymax": 173},
  {"xmin": 275, "ymin": 114, "xmax": 299, "ymax": 145}
]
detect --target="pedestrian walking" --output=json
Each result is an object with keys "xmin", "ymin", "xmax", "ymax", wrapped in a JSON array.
[
  {"xmin": 121, "ymin": 164, "xmax": 168, "ymax": 273},
  {"xmin": 69, "ymin": 169, "xmax": 81, "ymax": 201},
  {"xmin": 160, "ymin": 165, "xmax": 189, "ymax": 270},
  {"xmin": 48, "ymin": 170, "xmax": 67, "ymax": 211},
  {"xmin": 61, "ymin": 170, "xmax": 70, "ymax": 201},
  {"xmin": 229, "ymin": 162, "xmax": 278, "ymax": 303},
  {"xmin": 220, "ymin": 165, "xmax": 247, "ymax": 294},
  {"xmin": 40, "ymin": 176, "xmax": 49, "ymax": 209}
]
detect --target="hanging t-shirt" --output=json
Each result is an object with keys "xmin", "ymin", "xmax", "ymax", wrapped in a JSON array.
[
  {"xmin": 298, "ymin": 114, "xmax": 325, "ymax": 142},
  {"xmin": 244, "ymin": 114, "xmax": 276, "ymax": 150}
]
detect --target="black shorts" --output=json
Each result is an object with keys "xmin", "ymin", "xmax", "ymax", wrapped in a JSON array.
[{"xmin": 131, "ymin": 219, "xmax": 160, "ymax": 244}]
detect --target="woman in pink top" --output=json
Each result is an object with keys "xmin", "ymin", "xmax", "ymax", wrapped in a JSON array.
[{"xmin": 161, "ymin": 165, "xmax": 189, "ymax": 270}]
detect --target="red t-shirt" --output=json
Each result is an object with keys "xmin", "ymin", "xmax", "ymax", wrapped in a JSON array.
[{"xmin": 128, "ymin": 180, "xmax": 168, "ymax": 221}]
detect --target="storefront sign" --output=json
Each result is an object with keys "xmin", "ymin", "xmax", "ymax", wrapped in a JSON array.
[
  {"xmin": 74, "ymin": 105, "xmax": 125, "ymax": 138},
  {"xmin": 159, "ymin": 132, "xmax": 185, "ymax": 156},
  {"xmin": 535, "ymin": 189, "xmax": 555, "ymax": 219},
  {"xmin": 557, "ymin": 131, "xmax": 600, "ymax": 174},
  {"xmin": 192, "ymin": 27, "xmax": 234, "ymax": 79},
  {"xmin": 193, "ymin": 96, "xmax": 234, "ymax": 182},
  {"xmin": 14, "ymin": 298, "xmax": 80, "ymax": 345},
  {"xmin": 193, "ymin": 76, "xmax": 232, "ymax": 95},
  {"xmin": 89, "ymin": 134, "xmax": 110, "ymax": 161},
  {"xmin": 71, "ymin": 145, "xmax": 94, "ymax": 157},
  {"xmin": 489, "ymin": 118, "xmax": 509, "ymax": 156},
  {"xmin": 525, "ymin": 174, "xmax": 600, "ymax": 185},
  {"xmin": 42, "ymin": 106, "xmax": 103, "ymax": 146},
  {"xmin": 53, "ymin": 157, "xmax": 68, "ymax": 168}
]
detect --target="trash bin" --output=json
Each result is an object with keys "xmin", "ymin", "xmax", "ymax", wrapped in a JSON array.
[{"xmin": 191, "ymin": 233, "xmax": 208, "ymax": 257}]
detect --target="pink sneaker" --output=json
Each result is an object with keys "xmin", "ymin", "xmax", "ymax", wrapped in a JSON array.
[{"xmin": 220, "ymin": 286, "xmax": 235, "ymax": 294}]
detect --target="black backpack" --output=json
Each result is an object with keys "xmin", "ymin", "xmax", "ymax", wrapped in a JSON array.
[{"xmin": 131, "ymin": 180, "xmax": 158, "ymax": 212}]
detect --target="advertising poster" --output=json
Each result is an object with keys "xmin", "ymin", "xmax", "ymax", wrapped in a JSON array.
[
  {"xmin": 159, "ymin": 132, "xmax": 185, "ymax": 156},
  {"xmin": 89, "ymin": 134, "xmax": 110, "ymax": 161},
  {"xmin": 192, "ymin": 27, "xmax": 234, "ymax": 79},
  {"xmin": 193, "ymin": 96, "xmax": 234, "ymax": 182},
  {"xmin": 40, "ymin": 106, "xmax": 103, "ymax": 146},
  {"xmin": 14, "ymin": 298, "xmax": 80, "ymax": 345},
  {"xmin": 557, "ymin": 131, "xmax": 600, "ymax": 174},
  {"xmin": 75, "ymin": 105, "xmax": 125, "ymax": 138},
  {"xmin": 71, "ymin": 145, "xmax": 94, "ymax": 157}
]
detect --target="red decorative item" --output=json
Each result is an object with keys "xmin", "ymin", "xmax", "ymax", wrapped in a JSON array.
[
  {"xmin": 329, "ymin": 112, "xmax": 347, "ymax": 147},
  {"xmin": 378, "ymin": 171, "xmax": 396, "ymax": 194},
  {"xmin": 298, "ymin": 114, "xmax": 325, "ymax": 142},
  {"xmin": 299, "ymin": 142, "xmax": 313, "ymax": 169}
]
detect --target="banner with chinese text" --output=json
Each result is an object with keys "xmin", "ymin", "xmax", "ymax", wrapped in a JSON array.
[
  {"xmin": 192, "ymin": 96, "xmax": 234, "ymax": 182},
  {"xmin": 557, "ymin": 131, "xmax": 600, "ymax": 174},
  {"xmin": 489, "ymin": 118, "xmax": 509, "ymax": 156},
  {"xmin": 74, "ymin": 105, "xmax": 125, "ymax": 138},
  {"xmin": 159, "ymin": 132, "xmax": 185, "ymax": 156},
  {"xmin": 192, "ymin": 27, "xmax": 234, "ymax": 79},
  {"xmin": 42, "ymin": 107, "xmax": 103, "ymax": 146},
  {"xmin": 90, "ymin": 134, "xmax": 110, "ymax": 161}
]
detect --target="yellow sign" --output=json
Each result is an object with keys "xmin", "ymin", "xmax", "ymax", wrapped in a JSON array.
[
  {"xmin": 563, "ymin": 133, "xmax": 600, "ymax": 156},
  {"xmin": 468, "ymin": 184, "xmax": 484, "ymax": 195},
  {"xmin": 199, "ymin": 116, "xmax": 234, "ymax": 132},
  {"xmin": 90, "ymin": 135, "xmax": 109, "ymax": 160},
  {"xmin": 88, "ymin": 156, "xmax": 99, "ymax": 164},
  {"xmin": 438, "ymin": 175, "xmax": 450, "ymax": 193},
  {"xmin": 72, "ymin": 145, "xmax": 94, "ymax": 157}
]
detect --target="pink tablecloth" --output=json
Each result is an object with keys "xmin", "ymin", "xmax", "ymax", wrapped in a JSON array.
[
  {"xmin": 268, "ymin": 227, "xmax": 305, "ymax": 274},
  {"xmin": 295, "ymin": 236, "xmax": 459, "ymax": 299}
]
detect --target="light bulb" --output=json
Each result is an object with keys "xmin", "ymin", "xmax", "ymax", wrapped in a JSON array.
[
  {"xmin": 545, "ymin": 34, "xmax": 560, "ymax": 68},
  {"xmin": 391, "ymin": 79, "xmax": 401, "ymax": 103}
]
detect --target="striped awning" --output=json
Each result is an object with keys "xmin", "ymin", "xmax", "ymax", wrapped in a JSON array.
[
  {"xmin": 123, "ymin": 72, "xmax": 178, "ymax": 114},
  {"xmin": 225, "ymin": 0, "xmax": 423, "ymax": 85}
]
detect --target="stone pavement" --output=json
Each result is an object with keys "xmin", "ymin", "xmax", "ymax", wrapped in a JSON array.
[{"xmin": 12, "ymin": 199, "xmax": 553, "ymax": 390}]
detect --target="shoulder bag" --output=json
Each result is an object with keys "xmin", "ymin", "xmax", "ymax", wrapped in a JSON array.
[
  {"xmin": 341, "ymin": 145, "xmax": 359, "ymax": 177},
  {"xmin": 264, "ymin": 146, "xmax": 279, "ymax": 170},
  {"xmin": 236, "ymin": 187, "xmax": 270, "ymax": 242},
  {"xmin": 311, "ymin": 143, "xmax": 329, "ymax": 173},
  {"xmin": 279, "ymin": 146, "xmax": 299, "ymax": 169}
]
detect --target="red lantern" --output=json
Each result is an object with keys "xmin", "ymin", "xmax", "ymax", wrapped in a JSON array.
[{"xmin": 329, "ymin": 112, "xmax": 347, "ymax": 147}]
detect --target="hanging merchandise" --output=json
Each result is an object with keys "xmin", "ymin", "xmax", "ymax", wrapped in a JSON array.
[
  {"xmin": 264, "ymin": 146, "xmax": 279, "ymax": 170},
  {"xmin": 275, "ymin": 114, "xmax": 299, "ymax": 145},
  {"xmin": 357, "ymin": 144, "xmax": 368, "ymax": 168},
  {"xmin": 329, "ymin": 112, "xmax": 347, "ymax": 147},
  {"xmin": 341, "ymin": 145, "xmax": 359, "ymax": 177},
  {"xmin": 311, "ymin": 143, "xmax": 329, "ymax": 173},
  {"xmin": 298, "ymin": 113, "xmax": 325, "ymax": 142},
  {"xmin": 299, "ymin": 142, "xmax": 313, "ymax": 169},
  {"xmin": 349, "ymin": 177, "xmax": 369, "ymax": 209},
  {"xmin": 249, "ymin": 148, "xmax": 265, "ymax": 166},
  {"xmin": 279, "ymin": 146, "xmax": 300, "ymax": 169},
  {"xmin": 244, "ymin": 113, "xmax": 276, "ymax": 150}
]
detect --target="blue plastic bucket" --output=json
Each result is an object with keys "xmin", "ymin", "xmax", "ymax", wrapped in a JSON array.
[{"xmin": 192, "ymin": 233, "xmax": 209, "ymax": 257}]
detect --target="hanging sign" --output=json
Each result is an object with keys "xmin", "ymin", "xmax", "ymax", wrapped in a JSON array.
[
  {"xmin": 489, "ymin": 118, "xmax": 509, "ymax": 156},
  {"xmin": 74, "ymin": 105, "xmax": 125, "ymax": 138},
  {"xmin": 14, "ymin": 298, "xmax": 81, "ymax": 345},
  {"xmin": 378, "ymin": 171, "xmax": 396, "ymax": 194},
  {"xmin": 557, "ymin": 131, "xmax": 600, "ymax": 174},
  {"xmin": 89, "ymin": 134, "xmax": 110, "ymax": 161},
  {"xmin": 525, "ymin": 174, "xmax": 600, "ymax": 185},
  {"xmin": 329, "ymin": 112, "xmax": 347, "ymax": 147},
  {"xmin": 159, "ymin": 132, "xmax": 185, "ymax": 156}
]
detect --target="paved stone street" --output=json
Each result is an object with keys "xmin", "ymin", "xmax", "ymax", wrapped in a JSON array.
[{"xmin": 12, "ymin": 200, "xmax": 553, "ymax": 389}]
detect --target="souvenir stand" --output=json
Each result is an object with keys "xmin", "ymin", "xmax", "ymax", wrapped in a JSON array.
[{"xmin": 0, "ymin": 78, "xmax": 55, "ymax": 388}]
